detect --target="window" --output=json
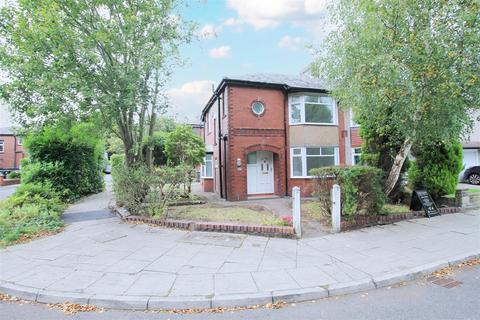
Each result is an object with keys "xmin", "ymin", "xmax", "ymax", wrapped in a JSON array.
[
  {"xmin": 0, "ymin": 140, "xmax": 4, "ymax": 153},
  {"xmin": 251, "ymin": 101, "xmax": 265, "ymax": 116},
  {"xmin": 202, "ymin": 153, "xmax": 213, "ymax": 178},
  {"xmin": 290, "ymin": 147, "xmax": 339, "ymax": 178},
  {"xmin": 289, "ymin": 94, "xmax": 336, "ymax": 125},
  {"xmin": 352, "ymin": 147, "xmax": 362, "ymax": 165},
  {"xmin": 17, "ymin": 137, "xmax": 23, "ymax": 146},
  {"xmin": 222, "ymin": 88, "xmax": 228, "ymax": 117}
]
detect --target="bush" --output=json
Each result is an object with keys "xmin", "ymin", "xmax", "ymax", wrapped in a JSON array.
[
  {"xmin": 311, "ymin": 166, "xmax": 385, "ymax": 218},
  {"xmin": 142, "ymin": 131, "xmax": 168, "ymax": 166},
  {"xmin": 111, "ymin": 160, "xmax": 195, "ymax": 217},
  {"xmin": 23, "ymin": 123, "xmax": 104, "ymax": 201},
  {"xmin": 6, "ymin": 171, "xmax": 21, "ymax": 179},
  {"xmin": 409, "ymin": 140, "xmax": 463, "ymax": 200},
  {"xmin": 0, "ymin": 182, "xmax": 64, "ymax": 246}
]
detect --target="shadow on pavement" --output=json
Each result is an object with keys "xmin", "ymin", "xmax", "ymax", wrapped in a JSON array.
[{"xmin": 61, "ymin": 210, "xmax": 114, "ymax": 224}]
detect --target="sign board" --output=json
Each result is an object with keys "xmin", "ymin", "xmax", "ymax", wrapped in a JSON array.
[{"xmin": 410, "ymin": 190, "xmax": 440, "ymax": 218}]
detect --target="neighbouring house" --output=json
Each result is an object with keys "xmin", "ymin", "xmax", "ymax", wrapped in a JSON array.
[
  {"xmin": 0, "ymin": 127, "xmax": 25, "ymax": 172},
  {"xmin": 461, "ymin": 111, "xmax": 480, "ymax": 171},
  {"xmin": 199, "ymin": 74, "xmax": 362, "ymax": 200}
]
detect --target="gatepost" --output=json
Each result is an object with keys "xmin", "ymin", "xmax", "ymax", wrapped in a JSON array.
[
  {"xmin": 331, "ymin": 184, "xmax": 341, "ymax": 233},
  {"xmin": 292, "ymin": 186, "xmax": 301, "ymax": 238}
]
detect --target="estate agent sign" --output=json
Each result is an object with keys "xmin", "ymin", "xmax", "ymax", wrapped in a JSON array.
[{"xmin": 410, "ymin": 190, "xmax": 440, "ymax": 217}]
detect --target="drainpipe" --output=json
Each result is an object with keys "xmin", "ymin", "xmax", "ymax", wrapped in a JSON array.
[
  {"xmin": 13, "ymin": 135, "xmax": 17, "ymax": 169},
  {"xmin": 282, "ymin": 85, "xmax": 290, "ymax": 197},
  {"xmin": 223, "ymin": 135, "xmax": 228, "ymax": 200},
  {"xmin": 217, "ymin": 94, "xmax": 223, "ymax": 198}
]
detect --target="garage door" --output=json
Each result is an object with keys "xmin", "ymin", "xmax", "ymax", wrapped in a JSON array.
[{"xmin": 463, "ymin": 149, "xmax": 479, "ymax": 170}]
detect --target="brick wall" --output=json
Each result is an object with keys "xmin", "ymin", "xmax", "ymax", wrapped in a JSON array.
[
  {"xmin": 0, "ymin": 135, "xmax": 24, "ymax": 169},
  {"xmin": 350, "ymin": 127, "xmax": 363, "ymax": 148}
]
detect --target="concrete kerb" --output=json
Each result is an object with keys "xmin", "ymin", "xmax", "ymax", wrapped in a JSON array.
[{"xmin": 1, "ymin": 252, "xmax": 478, "ymax": 310}]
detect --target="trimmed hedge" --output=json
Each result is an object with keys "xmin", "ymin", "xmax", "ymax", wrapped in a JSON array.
[
  {"xmin": 311, "ymin": 166, "xmax": 385, "ymax": 218},
  {"xmin": 409, "ymin": 140, "xmax": 463, "ymax": 200},
  {"xmin": 22, "ymin": 123, "xmax": 104, "ymax": 201}
]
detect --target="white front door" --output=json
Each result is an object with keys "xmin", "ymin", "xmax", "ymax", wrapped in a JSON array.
[{"xmin": 247, "ymin": 151, "xmax": 274, "ymax": 195}]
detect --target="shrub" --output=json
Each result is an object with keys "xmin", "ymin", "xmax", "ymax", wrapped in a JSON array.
[
  {"xmin": 6, "ymin": 171, "xmax": 21, "ymax": 179},
  {"xmin": 111, "ymin": 160, "xmax": 195, "ymax": 217},
  {"xmin": 311, "ymin": 166, "xmax": 385, "ymax": 218},
  {"xmin": 164, "ymin": 125, "xmax": 205, "ymax": 166},
  {"xmin": 142, "ymin": 131, "xmax": 168, "ymax": 166},
  {"xmin": 0, "ymin": 182, "xmax": 64, "ymax": 246},
  {"xmin": 23, "ymin": 123, "xmax": 104, "ymax": 201},
  {"xmin": 409, "ymin": 140, "xmax": 463, "ymax": 200}
]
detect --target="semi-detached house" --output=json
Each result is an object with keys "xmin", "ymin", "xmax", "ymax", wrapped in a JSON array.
[{"xmin": 199, "ymin": 74, "xmax": 362, "ymax": 201}]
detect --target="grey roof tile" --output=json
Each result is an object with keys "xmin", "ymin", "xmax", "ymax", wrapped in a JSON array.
[{"xmin": 225, "ymin": 73, "xmax": 330, "ymax": 90}]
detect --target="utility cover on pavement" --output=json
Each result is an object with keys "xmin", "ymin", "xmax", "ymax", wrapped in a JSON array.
[{"xmin": 180, "ymin": 232, "xmax": 246, "ymax": 247}]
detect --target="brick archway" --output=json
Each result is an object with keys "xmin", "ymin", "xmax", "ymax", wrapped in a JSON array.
[{"xmin": 243, "ymin": 144, "xmax": 282, "ymax": 156}]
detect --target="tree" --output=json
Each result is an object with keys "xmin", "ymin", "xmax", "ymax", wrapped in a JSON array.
[
  {"xmin": 0, "ymin": 0, "xmax": 192, "ymax": 167},
  {"xmin": 409, "ymin": 140, "xmax": 463, "ymax": 200},
  {"xmin": 164, "ymin": 125, "xmax": 205, "ymax": 167},
  {"xmin": 314, "ymin": 0, "xmax": 480, "ymax": 198}
]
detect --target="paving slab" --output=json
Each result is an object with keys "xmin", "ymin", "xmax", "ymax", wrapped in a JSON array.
[{"xmin": 0, "ymin": 190, "xmax": 478, "ymax": 310}]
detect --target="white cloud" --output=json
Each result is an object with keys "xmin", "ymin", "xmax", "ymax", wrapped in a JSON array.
[
  {"xmin": 197, "ymin": 23, "xmax": 221, "ymax": 39},
  {"xmin": 226, "ymin": 0, "xmax": 329, "ymax": 29},
  {"xmin": 208, "ymin": 45, "xmax": 231, "ymax": 59},
  {"xmin": 278, "ymin": 35, "xmax": 306, "ymax": 51},
  {"xmin": 167, "ymin": 80, "xmax": 215, "ymax": 122}
]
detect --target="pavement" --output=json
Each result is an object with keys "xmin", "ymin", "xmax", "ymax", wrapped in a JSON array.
[
  {"xmin": 0, "ymin": 188, "xmax": 479, "ymax": 310},
  {"xmin": 1, "ymin": 261, "xmax": 479, "ymax": 319},
  {"xmin": 0, "ymin": 184, "xmax": 17, "ymax": 201}
]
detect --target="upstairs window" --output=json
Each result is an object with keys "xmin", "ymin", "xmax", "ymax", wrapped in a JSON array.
[
  {"xmin": 0, "ymin": 140, "xmax": 4, "ymax": 153},
  {"xmin": 289, "ymin": 94, "xmax": 337, "ymax": 125},
  {"xmin": 352, "ymin": 147, "xmax": 362, "ymax": 165}
]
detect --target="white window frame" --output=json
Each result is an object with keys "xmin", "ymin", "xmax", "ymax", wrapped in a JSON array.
[
  {"xmin": 352, "ymin": 147, "xmax": 362, "ymax": 165},
  {"xmin": 17, "ymin": 137, "xmax": 23, "ymax": 146},
  {"xmin": 202, "ymin": 153, "xmax": 214, "ymax": 178},
  {"xmin": 0, "ymin": 140, "xmax": 4, "ymax": 153},
  {"xmin": 290, "ymin": 146, "xmax": 339, "ymax": 178},
  {"xmin": 289, "ymin": 94, "xmax": 338, "ymax": 126}
]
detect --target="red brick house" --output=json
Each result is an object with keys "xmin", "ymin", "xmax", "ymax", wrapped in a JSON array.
[
  {"xmin": 200, "ymin": 74, "xmax": 363, "ymax": 201},
  {"xmin": 0, "ymin": 127, "xmax": 25, "ymax": 171}
]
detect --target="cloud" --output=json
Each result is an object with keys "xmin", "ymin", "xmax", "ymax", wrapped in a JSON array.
[
  {"xmin": 167, "ymin": 80, "xmax": 215, "ymax": 122},
  {"xmin": 197, "ymin": 23, "xmax": 220, "ymax": 39},
  {"xmin": 208, "ymin": 45, "xmax": 231, "ymax": 59},
  {"xmin": 226, "ymin": 0, "xmax": 329, "ymax": 29},
  {"xmin": 278, "ymin": 35, "xmax": 306, "ymax": 51}
]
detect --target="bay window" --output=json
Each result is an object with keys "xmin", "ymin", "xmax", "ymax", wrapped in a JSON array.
[
  {"xmin": 289, "ymin": 94, "xmax": 337, "ymax": 125},
  {"xmin": 290, "ymin": 147, "xmax": 339, "ymax": 178}
]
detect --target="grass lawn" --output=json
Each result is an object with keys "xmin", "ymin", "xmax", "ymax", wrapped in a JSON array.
[
  {"xmin": 166, "ymin": 204, "xmax": 287, "ymax": 226},
  {"xmin": 301, "ymin": 199, "xmax": 326, "ymax": 221},
  {"xmin": 467, "ymin": 188, "xmax": 480, "ymax": 193},
  {"xmin": 381, "ymin": 203, "xmax": 410, "ymax": 215}
]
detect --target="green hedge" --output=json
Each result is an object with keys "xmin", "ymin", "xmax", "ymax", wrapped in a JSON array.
[
  {"xmin": 311, "ymin": 166, "xmax": 385, "ymax": 218},
  {"xmin": 409, "ymin": 140, "xmax": 463, "ymax": 200},
  {"xmin": 22, "ymin": 123, "xmax": 104, "ymax": 201}
]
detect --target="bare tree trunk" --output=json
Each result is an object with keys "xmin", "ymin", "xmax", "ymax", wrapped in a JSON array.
[
  {"xmin": 384, "ymin": 137, "xmax": 413, "ymax": 197},
  {"xmin": 145, "ymin": 110, "xmax": 156, "ymax": 168}
]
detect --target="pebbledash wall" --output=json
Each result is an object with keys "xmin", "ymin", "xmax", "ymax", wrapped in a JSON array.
[{"xmin": 200, "ymin": 74, "xmax": 363, "ymax": 201}]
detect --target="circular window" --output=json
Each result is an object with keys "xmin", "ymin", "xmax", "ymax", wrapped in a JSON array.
[{"xmin": 251, "ymin": 101, "xmax": 265, "ymax": 116}]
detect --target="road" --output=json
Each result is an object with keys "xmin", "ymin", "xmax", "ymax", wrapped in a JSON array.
[
  {"xmin": 1, "ymin": 264, "xmax": 478, "ymax": 320},
  {"xmin": 0, "ymin": 184, "xmax": 17, "ymax": 200}
]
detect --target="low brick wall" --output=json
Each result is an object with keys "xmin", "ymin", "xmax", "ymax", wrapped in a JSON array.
[
  {"xmin": 0, "ymin": 176, "xmax": 20, "ymax": 186},
  {"xmin": 340, "ymin": 207, "xmax": 461, "ymax": 231},
  {"xmin": 113, "ymin": 207, "xmax": 295, "ymax": 238}
]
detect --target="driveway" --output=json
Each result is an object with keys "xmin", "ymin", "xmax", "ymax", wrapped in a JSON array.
[
  {"xmin": 0, "ymin": 184, "xmax": 17, "ymax": 201},
  {"xmin": 0, "ymin": 189, "xmax": 478, "ymax": 310}
]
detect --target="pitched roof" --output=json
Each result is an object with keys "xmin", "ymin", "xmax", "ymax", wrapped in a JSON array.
[
  {"xmin": 224, "ymin": 73, "xmax": 330, "ymax": 91},
  {"xmin": 201, "ymin": 73, "xmax": 330, "ymax": 120}
]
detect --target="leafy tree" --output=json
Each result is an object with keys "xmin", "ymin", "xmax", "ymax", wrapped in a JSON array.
[
  {"xmin": 164, "ymin": 125, "xmax": 205, "ymax": 167},
  {"xmin": 314, "ymin": 0, "xmax": 480, "ymax": 197},
  {"xmin": 409, "ymin": 140, "xmax": 463, "ymax": 200},
  {"xmin": 142, "ymin": 131, "xmax": 168, "ymax": 166},
  {"xmin": 0, "ymin": 0, "xmax": 192, "ymax": 167}
]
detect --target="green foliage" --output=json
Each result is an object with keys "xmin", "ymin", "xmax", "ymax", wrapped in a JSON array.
[
  {"xmin": 143, "ymin": 131, "xmax": 168, "ymax": 166},
  {"xmin": 0, "ymin": 0, "xmax": 193, "ymax": 168},
  {"xmin": 315, "ymin": 0, "xmax": 480, "ymax": 196},
  {"xmin": 6, "ymin": 171, "xmax": 20, "ymax": 179},
  {"xmin": 0, "ymin": 182, "xmax": 64, "ymax": 247},
  {"xmin": 164, "ymin": 125, "xmax": 205, "ymax": 166},
  {"xmin": 409, "ymin": 140, "xmax": 463, "ymax": 200},
  {"xmin": 311, "ymin": 166, "xmax": 385, "ymax": 218},
  {"xmin": 111, "ymin": 160, "xmax": 195, "ymax": 217},
  {"xmin": 22, "ymin": 123, "xmax": 104, "ymax": 202}
]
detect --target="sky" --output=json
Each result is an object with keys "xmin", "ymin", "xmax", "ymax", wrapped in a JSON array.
[
  {"xmin": 0, "ymin": 0, "xmax": 334, "ymax": 126},
  {"xmin": 166, "ymin": 0, "xmax": 334, "ymax": 123}
]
